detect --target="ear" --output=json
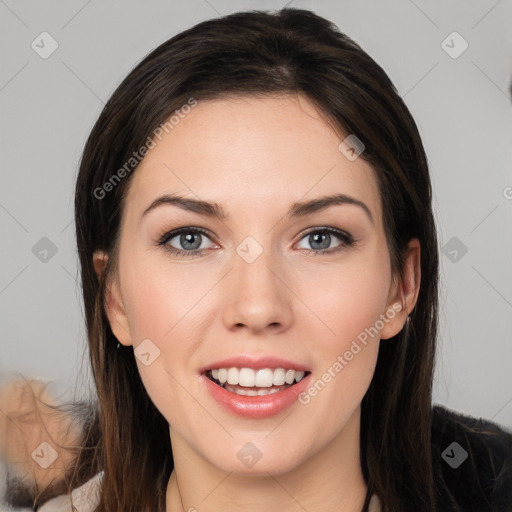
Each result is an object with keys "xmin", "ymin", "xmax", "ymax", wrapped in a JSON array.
[
  {"xmin": 93, "ymin": 250, "xmax": 133, "ymax": 347},
  {"xmin": 379, "ymin": 238, "xmax": 421, "ymax": 340}
]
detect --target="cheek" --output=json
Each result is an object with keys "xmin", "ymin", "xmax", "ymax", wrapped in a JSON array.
[
  {"xmin": 119, "ymin": 252, "xmax": 214, "ymax": 390},
  {"xmin": 121, "ymin": 255, "xmax": 209, "ymax": 342},
  {"xmin": 294, "ymin": 266, "xmax": 387, "ymax": 440},
  {"xmin": 119, "ymin": 261, "xmax": 208, "ymax": 426},
  {"xmin": 303, "ymin": 250, "xmax": 390, "ymax": 399},
  {"xmin": 295, "ymin": 249, "xmax": 392, "ymax": 352}
]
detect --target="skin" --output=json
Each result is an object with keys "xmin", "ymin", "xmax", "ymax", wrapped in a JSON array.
[{"xmin": 93, "ymin": 94, "xmax": 421, "ymax": 512}]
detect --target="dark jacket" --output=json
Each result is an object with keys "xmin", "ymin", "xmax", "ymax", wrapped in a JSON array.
[{"xmin": 431, "ymin": 404, "xmax": 512, "ymax": 511}]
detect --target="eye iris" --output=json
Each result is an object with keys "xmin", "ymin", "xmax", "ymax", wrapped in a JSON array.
[
  {"xmin": 310, "ymin": 232, "xmax": 330, "ymax": 250},
  {"xmin": 180, "ymin": 232, "xmax": 201, "ymax": 250}
]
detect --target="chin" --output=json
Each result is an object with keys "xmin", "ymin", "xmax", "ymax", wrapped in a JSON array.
[{"xmin": 200, "ymin": 435, "xmax": 315, "ymax": 477}]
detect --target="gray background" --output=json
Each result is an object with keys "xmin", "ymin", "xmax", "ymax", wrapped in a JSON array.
[{"xmin": 1, "ymin": 0, "xmax": 511, "ymax": 433}]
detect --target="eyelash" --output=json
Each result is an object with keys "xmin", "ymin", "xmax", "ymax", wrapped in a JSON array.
[{"xmin": 157, "ymin": 226, "xmax": 356, "ymax": 258}]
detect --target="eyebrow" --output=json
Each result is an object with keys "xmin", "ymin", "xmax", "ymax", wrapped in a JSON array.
[{"xmin": 141, "ymin": 193, "xmax": 374, "ymax": 224}]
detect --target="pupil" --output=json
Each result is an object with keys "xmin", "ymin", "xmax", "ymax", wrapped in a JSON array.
[
  {"xmin": 311, "ymin": 232, "xmax": 330, "ymax": 250},
  {"xmin": 181, "ymin": 233, "xmax": 201, "ymax": 250}
]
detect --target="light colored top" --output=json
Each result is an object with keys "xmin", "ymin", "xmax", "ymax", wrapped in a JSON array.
[
  {"xmin": 33, "ymin": 471, "xmax": 102, "ymax": 512},
  {"xmin": 368, "ymin": 493, "xmax": 382, "ymax": 512},
  {"xmin": 6, "ymin": 472, "xmax": 381, "ymax": 512}
]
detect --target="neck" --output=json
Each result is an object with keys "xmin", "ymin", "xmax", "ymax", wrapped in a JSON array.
[{"xmin": 166, "ymin": 407, "xmax": 368, "ymax": 512}]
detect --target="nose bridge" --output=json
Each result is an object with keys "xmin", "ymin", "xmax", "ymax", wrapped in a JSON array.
[
  {"xmin": 222, "ymin": 233, "xmax": 292, "ymax": 332},
  {"xmin": 234, "ymin": 233, "xmax": 280, "ymax": 300}
]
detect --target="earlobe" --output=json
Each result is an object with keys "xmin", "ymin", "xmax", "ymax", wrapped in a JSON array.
[
  {"xmin": 380, "ymin": 238, "xmax": 421, "ymax": 340},
  {"xmin": 93, "ymin": 250, "xmax": 109, "ymax": 282},
  {"xmin": 92, "ymin": 250, "xmax": 133, "ymax": 347}
]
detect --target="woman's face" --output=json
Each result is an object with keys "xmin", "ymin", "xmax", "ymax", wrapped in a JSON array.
[{"xmin": 97, "ymin": 94, "xmax": 418, "ymax": 475}]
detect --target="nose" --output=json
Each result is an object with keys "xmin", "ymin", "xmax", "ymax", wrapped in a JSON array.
[{"xmin": 222, "ymin": 246, "xmax": 293, "ymax": 335}]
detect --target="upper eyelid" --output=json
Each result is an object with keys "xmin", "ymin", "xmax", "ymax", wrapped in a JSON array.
[
  {"xmin": 295, "ymin": 227, "xmax": 354, "ymax": 249},
  {"xmin": 159, "ymin": 226, "xmax": 217, "ymax": 246}
]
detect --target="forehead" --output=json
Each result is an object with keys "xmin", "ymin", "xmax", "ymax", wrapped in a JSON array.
[{"xmin": 123, "ymin": 94, "xmax": 382, "ymax": 229}]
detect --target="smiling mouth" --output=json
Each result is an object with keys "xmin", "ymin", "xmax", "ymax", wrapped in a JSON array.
[{"xmin": 205, "ymin": 367, "xmax": 311, "ymax": 396}]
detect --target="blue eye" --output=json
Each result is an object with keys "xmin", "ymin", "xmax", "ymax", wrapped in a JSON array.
[
  {"xmin": 158, "ymin": 227, "xmax": 216, "ymax": 258},
  {"xmin": 296, "ymin": 228, "xmax": 354, "ymax": 255}
]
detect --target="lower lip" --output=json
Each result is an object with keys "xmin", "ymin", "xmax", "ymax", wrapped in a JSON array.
[{"xmin": 201, "ymin": 373, "xmax": 312, "ymax": 419}]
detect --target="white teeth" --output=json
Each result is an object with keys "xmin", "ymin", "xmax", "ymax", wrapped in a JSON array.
[
  {"xmin": 209, "ymin": 367, "xmax": 307, "ymax": 388},
  {"xmin": 239, "ymin": 368, "xmax": 255, "ymax": 387},
  {"xmin": 218, "ymin": 368, "xmax": 228, "ymax": 384},
  {"xmin": 227, "ymin": 367, "xmax": 238, "ymax": 385},
  {"xmin": 273, "ymin": 368, "xmax": 286, "ymax": 386},
  {"xmin": 224, "ymin": 384, "xmax": 282, "ymax": 396},
  {"xmin": 255, "ymin": 368, "xmax": 274, "ymax": 387}
]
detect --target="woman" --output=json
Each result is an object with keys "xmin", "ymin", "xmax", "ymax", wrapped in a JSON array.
[{"xmin": 1, "ymin": 7, "xmax": 511, "ymax": 512}]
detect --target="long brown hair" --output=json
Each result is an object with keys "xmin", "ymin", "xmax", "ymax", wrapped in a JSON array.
[{"xmin": 68, "ymin": 8, "xmax": 439, "ymax": 511}]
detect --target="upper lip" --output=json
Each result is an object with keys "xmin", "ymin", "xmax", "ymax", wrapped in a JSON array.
[{"xmin": 199, "ymin": 355, "xmax": 311, "ymax": 373}]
